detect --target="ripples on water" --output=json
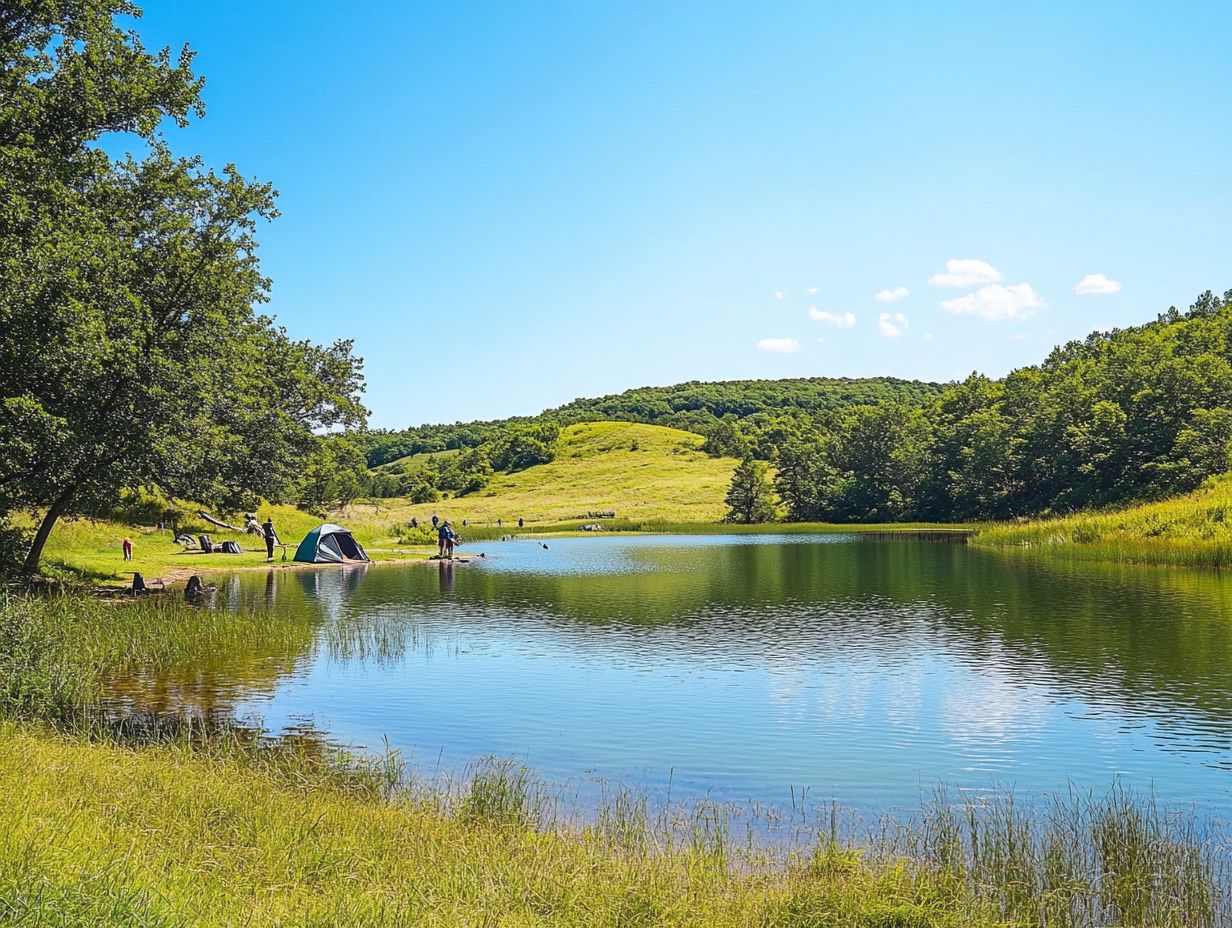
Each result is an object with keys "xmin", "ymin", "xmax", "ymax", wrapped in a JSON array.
[{"xmin": 107, "ymin": 534, "xmax": 1232, "ymax": 815}]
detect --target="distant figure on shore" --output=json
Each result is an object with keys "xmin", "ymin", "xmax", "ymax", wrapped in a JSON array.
[
  {"xmin": 462, "ymin": 519, "xmax": 468, "ymax": 527},
  {"xmin": 497, "ymin": 518, "xmax": 502, "ymax": 528},
  {"xmin": 438, "ymin": 520, "xmax": 457, "ymax": 558},
  {"xmin": 410, "ymin": 515, "xmax": 418, "ymax": 529},
  {"xmin": 431, "ymin": 513, "xmax": 439, "ymax": 529},
  {"xmin": 122, "ymin": 537, "xmax": 133, "ymax": 562},
  {"xmin": 518, "ymin": 517, "xmax": 524, "ymax": 528},
  {"xmin": 263, "ymin": 517, "xmax": 279, "ymax": 561}
]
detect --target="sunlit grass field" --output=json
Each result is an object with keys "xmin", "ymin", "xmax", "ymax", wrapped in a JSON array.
[
  {"xmin": 34, "ymin": 503, "xmax": 429, "ymax": 585},
  {"xmin": 353, "ymin": 421, "xmax": 742, "ymax": 527},
  {"xmin": 974, "ymin": 475, "xmax": 1232, "ymax": 568}
]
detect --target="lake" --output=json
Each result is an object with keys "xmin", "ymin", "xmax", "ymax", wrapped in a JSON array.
[{"xmin": 109, "ymin": 533, "xmax": 1232, "ymax": 817}]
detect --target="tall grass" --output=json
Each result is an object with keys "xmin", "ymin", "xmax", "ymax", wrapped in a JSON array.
[
  {"xmin": 975, "ymin": 476, "xmax": 1232, "ymax": 568},
  {"xmin": 1, "ymin": 594, "xmax": 1228, "ymax": 925},
  {"xmin": 0, "ymin": 593, "xmax": 315, "ymax": 726}
]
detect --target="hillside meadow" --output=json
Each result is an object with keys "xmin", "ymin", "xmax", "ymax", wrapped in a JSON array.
[{"xmin": 351, "ymin": 421, "xmax": 742, "ymax": 528}]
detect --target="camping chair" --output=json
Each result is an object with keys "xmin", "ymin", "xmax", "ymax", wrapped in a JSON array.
[{"xmin": 198, "ymin": 534, "xmax": 214, "ymax": 553}]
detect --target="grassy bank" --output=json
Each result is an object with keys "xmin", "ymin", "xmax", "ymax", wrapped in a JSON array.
[
  {"xmin": 31, "ymin": 502, "xmax": 432, "ymax": 586},
  {"xmin": 414, "ymin": 519, "xmax": 972, "ymax": 543},
  {"xmin": 974, "ymin": 476, "xmax": 1232, "ymax": 568},
  {"xmin": 6, "ymin": 723, "xmax": 1226, "ymax": 927},
  {"xmin": 1, "ymin": 594, "xmax": 1228, "ymax": 926}
]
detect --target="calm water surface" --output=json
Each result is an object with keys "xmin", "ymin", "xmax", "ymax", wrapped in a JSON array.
[{"xmin": 113, "ymin": 534, "xmax": 1232, "ymax": 815}]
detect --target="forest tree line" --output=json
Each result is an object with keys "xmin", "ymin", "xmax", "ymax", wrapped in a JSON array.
[
  {"xmin": 725, "ymin": 290, "xmax": 1232, "ymax": 523},
  {"xmin": 357, "ymin": 377, "xmax": 943, "ymax": 469},
  {"xmin": 362, "ymin": 291, "xmax": 1232, "ymax": 523}
]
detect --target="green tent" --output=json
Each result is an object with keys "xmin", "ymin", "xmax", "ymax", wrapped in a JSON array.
[{"xmin": 293, "ymin": 523, "xmax": 370, "ymax": 564}]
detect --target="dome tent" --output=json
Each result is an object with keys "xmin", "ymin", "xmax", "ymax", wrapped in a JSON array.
[{"xmin": 293, "ymin": 523, "xmax": 370, "ymax": 564}]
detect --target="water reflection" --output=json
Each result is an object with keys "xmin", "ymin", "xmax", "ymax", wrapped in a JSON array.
[{"xmin": 105, "ymin": 535, "xmax": 1232, "ymax": 812}]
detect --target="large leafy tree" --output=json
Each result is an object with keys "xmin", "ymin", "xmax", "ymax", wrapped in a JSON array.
[{"xmin": 0, "ymin": 2, "xmax": 366, "ymax": 573}]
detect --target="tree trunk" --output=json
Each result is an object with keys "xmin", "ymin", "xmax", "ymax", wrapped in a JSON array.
[{"xmin": 21, "ymin": 486, "xmax": 76, "ymax": 575}]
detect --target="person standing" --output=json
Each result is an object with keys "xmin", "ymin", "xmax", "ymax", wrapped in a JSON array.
[
  {"xmin": 122, "ymin": 537, "xmax": 133, "ymax": 562},
  {"xmin": 437, "ymin": 519, "xmax": 455, "ymax": 558},
  {"xmin": 263, "ymin": 517, "xmax": 278, "ymax": 561}
]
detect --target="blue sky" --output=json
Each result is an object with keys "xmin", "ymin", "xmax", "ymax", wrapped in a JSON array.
[{"xmin": 133, "ymin": 1, "xmax": 1231, "ymax": 429}]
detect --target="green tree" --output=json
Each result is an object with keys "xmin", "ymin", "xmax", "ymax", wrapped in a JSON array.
[
  {"xmin": 488, "ymin": 423, "xmax": 560, "ymax": 472},
  {"xmin": 772, "ymin": 436, "xmax": 834, "ymax": 522},
  {"xmin": 296, "ymin": 437, "xmax": 368, "ymax": 514},
  {"xmin": 701, "ymin": 418, "xmax": 749, "ymax": 458},
  {"xmin": 0, "ymin": 3, "xmax": 367, "ymax": 573},
  {"xmin": 724, "ymin": 457, "xmax": 777, "ymax": 524}
]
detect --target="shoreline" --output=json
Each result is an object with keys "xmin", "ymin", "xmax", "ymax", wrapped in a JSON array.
[{"xmin": 58, "ymin": 524, "xmax": 979, "ymax": 590}]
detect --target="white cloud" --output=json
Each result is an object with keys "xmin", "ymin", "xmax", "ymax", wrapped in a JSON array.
[
  {"xmin": 757, "ymin": 337, "xmax": 801, "ymax": 354},
  {"xmin": 874, "ymin": 286, "xmax": 909, "ymax": 303},
  {"xmin": 809, "ymin": 307, "xmax": 856, "ymax": 328},
  {"xmin": 773, "ymin": 290, "xmax": 785, "ymax": 300},
  {"xmin": 806, "ymin": 285, "xmax": 819, "ymax": 295},
  {"xmin": 878, "ymin": 312, "xmax": 909, "ymax": 338},
  {"xmin": 1074, "ymin": 273, "xmax": 1121, "ymax": 295},
  {"xmin": 929, "ymin": 258, "xmax": 1003, "ymax": 288},
  {"xmin": 940, "ymin": 283, "xmax": 1046, "ymax": 321}
]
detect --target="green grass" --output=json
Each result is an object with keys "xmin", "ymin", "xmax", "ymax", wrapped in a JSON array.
[
  {"xmin": 4, "ymin": 724, "xmax": 1225, "ymax": 927},
  {"xmin": 0, "ymin": 594, "xmax": 1227, "ymax": 926},
  {"xmin": 357, "ymin": 421, "xmax": 742, "ymax": 529},
  {"xmin": 0, "ymin": 594, "xmax": 317, "ymax": 725},
  {"xmin": 974, "ymin": 475, "xmax": 1232, "ymax": 568},
  {"xmin": 31, "ymin": 502, "xmax": 432, "ymax": 586}
]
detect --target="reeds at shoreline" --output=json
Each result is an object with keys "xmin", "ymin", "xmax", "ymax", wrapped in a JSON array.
[{"xmin": 1, "ymin": 593, "xmax": 1228, "ymax": 926}]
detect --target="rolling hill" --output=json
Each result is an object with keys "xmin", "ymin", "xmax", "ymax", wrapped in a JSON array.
[
  {"xmin": 348, "ymin": 421, "xmax": 741, "ymax": 526},
  {"xmin": 360, "ymin": 376, "xmax": 944, "ymax": 467}
]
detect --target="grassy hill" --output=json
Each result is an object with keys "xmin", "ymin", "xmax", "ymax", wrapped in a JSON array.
[
  {"xmin": 35, "ymin": 422, "xmax": 738, "ymax": 582},
  {"xmin": 350, "ymin": 421, "xmax": 741, "ymax": 528},
  {"xmin": 974, "ymin": 475, "xmax": 1232, "ymax": 567},
  {"xmin": 360, "ymin": 376, "xmax": 944, "ymax": 467}
]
